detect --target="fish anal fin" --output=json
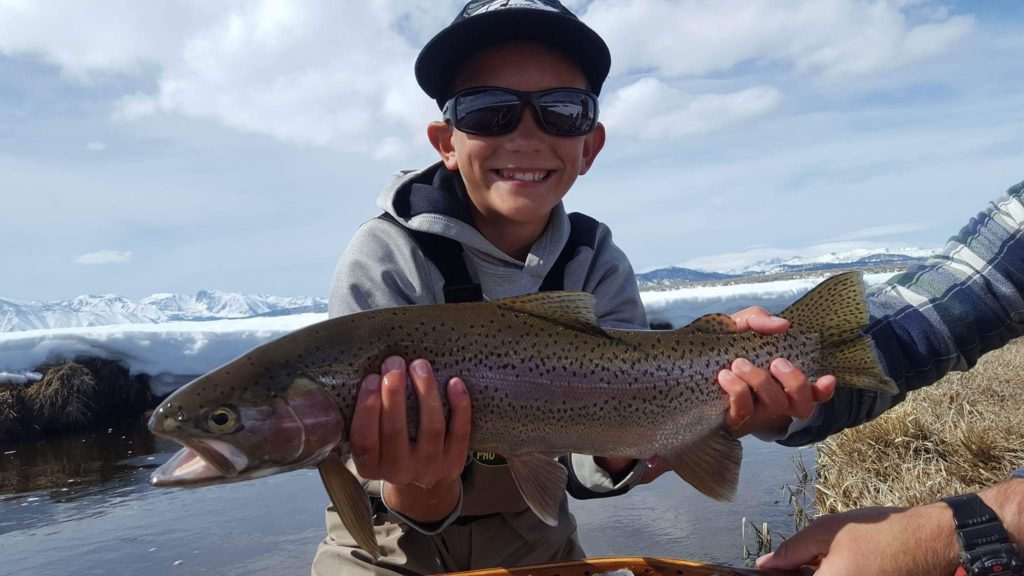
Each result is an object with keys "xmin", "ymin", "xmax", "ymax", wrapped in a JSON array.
[
  {"xmin": 318, "ymin": 453, "xmax": 380, "ymax": 559},
  {"xmin": 495, "ymin": 292, "xmax": 607, "ymax": 338},
  {"xmin": 662, "ymin": 426, "xmax": 742, "ymax": 502},
  {"xmin": 678, "ymin": 313, "xmax": 739, "ymax": 334},
  {"xmin": 506, "ymin": 453, "xmax": 568, "ymax": 526}
]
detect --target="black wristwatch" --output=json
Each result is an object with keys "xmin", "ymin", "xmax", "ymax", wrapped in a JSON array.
[{"xmin": 944, "ymin": 492, "xmax": 1024, "ymax": 576}]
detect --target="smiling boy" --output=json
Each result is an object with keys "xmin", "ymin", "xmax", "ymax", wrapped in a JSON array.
[{"xmin": 313, "ymin": 1, "xmax": 826, "ymax": 574}]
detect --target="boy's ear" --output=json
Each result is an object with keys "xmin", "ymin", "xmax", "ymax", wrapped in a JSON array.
[
  {"xmin": 579, "ymin": 122, "xmax": 606, "ymax": 175},
  {"xmin": 427, "ymin": 121, "xmax": 459, "ymax": 171}
]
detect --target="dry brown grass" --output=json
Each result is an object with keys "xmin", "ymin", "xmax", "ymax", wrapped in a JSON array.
[
  {"xmin": 1, "ymin": 358, "xmax": 156, "ymax": 441},
  {"xmin": 23, "ymin": 363, "xmax": 96, "ymax": 429},
  {"xmin": 0, "ymin": 385, "xmax": 25, "ymax": 438},
  {"xmin": 816, "ymin": 338, "xmax": 1024, "ymax": 514}
]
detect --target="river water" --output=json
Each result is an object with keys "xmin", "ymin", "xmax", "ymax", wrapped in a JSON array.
[{"xmin": 0, "ymin": 420, "xmax": 814, "ymax": 575}]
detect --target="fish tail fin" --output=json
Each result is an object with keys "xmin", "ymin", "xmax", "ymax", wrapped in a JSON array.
[{"xmin": 781, "ymin": 272, "xmax": 898, "ymax": 395}]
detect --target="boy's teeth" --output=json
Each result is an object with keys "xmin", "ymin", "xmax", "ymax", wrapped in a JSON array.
[{"xmin": 498, "ymin": 170, "xmax": 548, "ymax": 182}]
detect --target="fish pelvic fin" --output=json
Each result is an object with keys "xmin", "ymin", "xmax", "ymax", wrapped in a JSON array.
[
  {"xmin": 663, "ymin": 426, "xmax": 742, "ymax": 501},
  {"xmin": 506, "ymin": 453, "xmax": 568, "ymax": 526},
  {"xmin": 318, "ymin": 454, "xmax": 380, "ymax": 559},
  {"xmin": 495, "ymin": 292, "xmax": 608, "ymax": 338},
  {"xmin": 781, "ymin": 271, "xmax": 898, "ymax": 395}
]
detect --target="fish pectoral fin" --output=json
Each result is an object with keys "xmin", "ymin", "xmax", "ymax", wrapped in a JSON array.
[
  {"xmin": 495, "ymin": 292, "xmax": 608, "ymax": 338},
  {"xmin": 318, "ymin": 453, "xmax": 380, "ymax": 559},
  {"xmin": 506, "ymin": 453, "xmax": 568, "ymax": 526},
  {"xmin": 663, "ymin": 426, "xmax": 742, "ymax": 502},
  {"xmin": 678, "ymin": 313, "xmax": 739, "ymax": 334}
]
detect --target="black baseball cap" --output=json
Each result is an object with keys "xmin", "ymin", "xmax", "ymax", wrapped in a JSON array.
[{"xmin": 415, "ymin": 0, "xmax": 611, "ymax": 108}]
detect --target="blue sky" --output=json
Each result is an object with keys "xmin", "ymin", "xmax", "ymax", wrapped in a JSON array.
[{"xmin": 2, "ymin": 0, "xmax": 1023, "ymax": 301}]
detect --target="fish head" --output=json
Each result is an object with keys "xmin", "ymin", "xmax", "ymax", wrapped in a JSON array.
[{"xmin": 148, "ymin": 360, "xmax": 344, "ymax": 488}]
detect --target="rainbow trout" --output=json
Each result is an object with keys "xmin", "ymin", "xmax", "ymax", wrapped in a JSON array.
[{"xmin": 149, "ymin": 272, "xmax": 896, "ymax": 557}]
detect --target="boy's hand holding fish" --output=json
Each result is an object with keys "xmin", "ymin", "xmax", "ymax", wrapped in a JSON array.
[{"xmin": 350, "ymin": 356, "xmax": 471, "ymax": 524}]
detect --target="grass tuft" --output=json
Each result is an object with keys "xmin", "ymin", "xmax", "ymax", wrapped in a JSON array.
[{"xmin": 816, "ymin": 338, "xmax": 1024, "ymax": 513}]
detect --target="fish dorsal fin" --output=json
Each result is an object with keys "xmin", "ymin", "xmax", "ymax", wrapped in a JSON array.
[
  {"xmin": 505, "ymin": 453, "xmax": 568, "ymax": 526},
  {"xmin": 318, "ymin": 454, "xmax": 379, "ymax": 558},
  {"xmin": 661, "ymin": 425, "xmax": 742, "ymax": 502},
  {"xmin": 781, "ymin": 271, "xmax": 866, "ymax": 333},
  {"xmin": 495, "ymin": 292, "xmax": 607, "ymax": 337},
  {"xmin": 678, "ymin": 313, "xmax": 739, "ymax": 334}
]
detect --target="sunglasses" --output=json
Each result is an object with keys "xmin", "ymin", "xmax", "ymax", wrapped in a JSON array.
[{"xmin": 442, "ymin": 87, "xmax": 599, "ymax": 137}]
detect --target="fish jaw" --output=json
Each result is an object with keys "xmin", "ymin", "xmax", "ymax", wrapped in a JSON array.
[
  {"xmin": 150, "ymin": 441, "xmax": 246, "ymax": 486},
  {"xmin": 149, "ymin": 376, "xmax": 345, "ymax": 488}
]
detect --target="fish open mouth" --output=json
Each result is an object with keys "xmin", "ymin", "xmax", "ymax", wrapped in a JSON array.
[{"xmin": 150, "ymin": 439, "xmax": 249, "ymax": 487}]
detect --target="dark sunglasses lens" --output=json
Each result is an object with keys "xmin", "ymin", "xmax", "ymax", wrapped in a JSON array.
[
  {"xmin": 536, "ymin": 91, "xmax": 597, "ymax": 136},
  {"xmin": 455, "ymin": 91, "xmax": 522, "ymax": 135}
]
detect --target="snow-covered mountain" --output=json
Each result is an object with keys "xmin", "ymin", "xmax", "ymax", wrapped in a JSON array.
[
  {"xmin": 635, "ymin": 266, "xmax": 735, "ymax": 288},
  {"xmin": 730, "ymin": 247, "xmax": 937, "ymax": 276},
  {"xmin": 2, "ymin": 248, "xmax": 940, "ymax": 332},
  {"xmin": 0, "ymin": 291, "xmax": 327, "ymax": 332},
  {"xmin": 637, "ymin": 247, "xmax": 938, "ymax": 287}
]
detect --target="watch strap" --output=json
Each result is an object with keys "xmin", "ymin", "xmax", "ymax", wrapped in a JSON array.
[{"xmin": 944, "ymin": 493, "xmax": 1024, "ymax": 576}]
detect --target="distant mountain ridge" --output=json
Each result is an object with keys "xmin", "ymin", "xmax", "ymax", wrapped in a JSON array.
[
  {"xmin": 0, "ymin": 290, "xmax": 327, "ymax": 332},
  {"xmin": 637, "ymin": 247, "xmax": 936, "ymax": 288},
  {"xmin": 3, "ymin": 248, "xmax": 938, "ymax": 332}
]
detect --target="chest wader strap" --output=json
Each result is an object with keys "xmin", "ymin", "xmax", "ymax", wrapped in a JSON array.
[{"xmin": 376, "ymin": 212, "xmax": 599, "ymax": 303}]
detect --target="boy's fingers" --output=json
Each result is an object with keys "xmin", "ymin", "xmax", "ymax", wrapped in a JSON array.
[
  {"xmin": 771, "ymin": 358, "xmax": 814, "ymax": 419},
  {"xmin": 812, "ymin": 375, "xmax": 837, "ymax": 403},
  {"xmin": 718, "ymin": 369, "xmax": 754, "ymax": 431},
  {"xmin": 732, "ymin": 358, "xmax": 788, "ymax": 415},
  {"xmin": 349, "ymin": 373, "xmax": 382, "ymax": 479},
  {"xmin": 409, "ymin": 359, "xmax": 445, "ymax": 461},
  {"xmin": 731, "ymin": 306, "xmax": 790, "ymax": 334},
  {"xmin": 379, "ymin": 363, "xmax": 411, "ymax": 481},
  {"xmin": 444, "ymin": 377, "xmax": 472, "ymax": 471}
]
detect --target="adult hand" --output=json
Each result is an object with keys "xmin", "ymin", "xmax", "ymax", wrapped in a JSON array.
[
  {"xmin": 349, "ymin": 356, "xmax": 472, "ymax": 523},
  {"xmin": 718, "ymin": 306, "xmax": 837, "ymax": 437},
  {"xmin": 756, "ymin": 504, "xmax": 959, "ymax": 576}
]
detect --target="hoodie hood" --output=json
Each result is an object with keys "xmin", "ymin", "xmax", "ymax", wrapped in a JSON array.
[{"xmin": 377, "ymin": 162, "xmax": 570, "ymax": 272}]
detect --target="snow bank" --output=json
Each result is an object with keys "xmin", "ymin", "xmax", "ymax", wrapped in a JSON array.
[
  {"xmin": 0, "ymin": 314, "xmax": 324, "ymax": 395},
  {"xmin": 641, "ymin": 273, "xmax": 895, "ymax": 328}
]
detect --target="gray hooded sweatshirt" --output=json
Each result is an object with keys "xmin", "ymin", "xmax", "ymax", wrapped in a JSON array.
[{"xmin": 314, "ymin": 163, "xmax": 649, "ymax": 575}]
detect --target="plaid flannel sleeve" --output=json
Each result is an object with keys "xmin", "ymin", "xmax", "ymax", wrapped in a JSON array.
[{"xmin": 782, "ymin": 180, "xmax": 1024, "ymax": 446}]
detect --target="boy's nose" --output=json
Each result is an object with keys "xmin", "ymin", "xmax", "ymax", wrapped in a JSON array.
[{"xmin": 502, "ymin": 106, "xmax": 546, "ymax": 151}]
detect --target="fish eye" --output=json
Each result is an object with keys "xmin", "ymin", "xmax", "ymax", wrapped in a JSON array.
[{"xmin": 206, "ymin": 405, "xmax": 240, "ymax": 433}]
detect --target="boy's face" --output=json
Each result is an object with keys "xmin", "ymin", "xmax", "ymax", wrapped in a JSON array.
[{"xmin": 428, "ymin": 42, "xmax": 605, "ymax": 231}]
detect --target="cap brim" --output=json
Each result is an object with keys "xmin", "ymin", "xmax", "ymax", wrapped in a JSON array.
[{"xmin": 415, "ymin": 9, "xmax": 610, "ymax": 105}]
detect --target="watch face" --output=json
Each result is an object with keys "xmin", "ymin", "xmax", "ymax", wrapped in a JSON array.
[{"xmin": 969, "ymin": 548, "xmax": 1024, "ymax": 576}]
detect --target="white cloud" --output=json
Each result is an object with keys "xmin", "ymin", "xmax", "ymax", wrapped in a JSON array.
[
  {"xmin": 602, "ymin": 77, "xmax": 782, "ymax": 139},
  {"xmin": 85, "ymin": 141, "xmax": 107, "ymax": 152},
  {"xmin": 827, "ymin": 222, "xmax": 936, "ymax": 241},
  {"xmin": 0, "ymin": 1, "xmax": 979, "ymax": 153},
  {"xmin": 75, "ymin": 251, "xmax": 133, "ymax": 265},
  {"xmin": 583, "ymin": 0, "xmax": 974, "ymax": 79},
  {"xmin": 0, "ymin": 1, "xmax": 455, "ymax": 154}
]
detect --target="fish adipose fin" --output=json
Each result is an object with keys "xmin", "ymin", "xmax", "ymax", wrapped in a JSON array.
[
  {"xmin": 496, "ymin": 292, "xmax": 608, "ymax": 338},
  {"xmin": 506, "ymin": 453, "xmax": 568, "ymax": 526},
  {"xmin": 663, "ymin": 426, "xmax": 742, "ymax": 501},
  {"xmin": 318, "ymin": 454, "xmax": 380, "ymax": 559},
  {"xmin": 782, "ymin": 271, "xmax": 899, "ymax": 395}
]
